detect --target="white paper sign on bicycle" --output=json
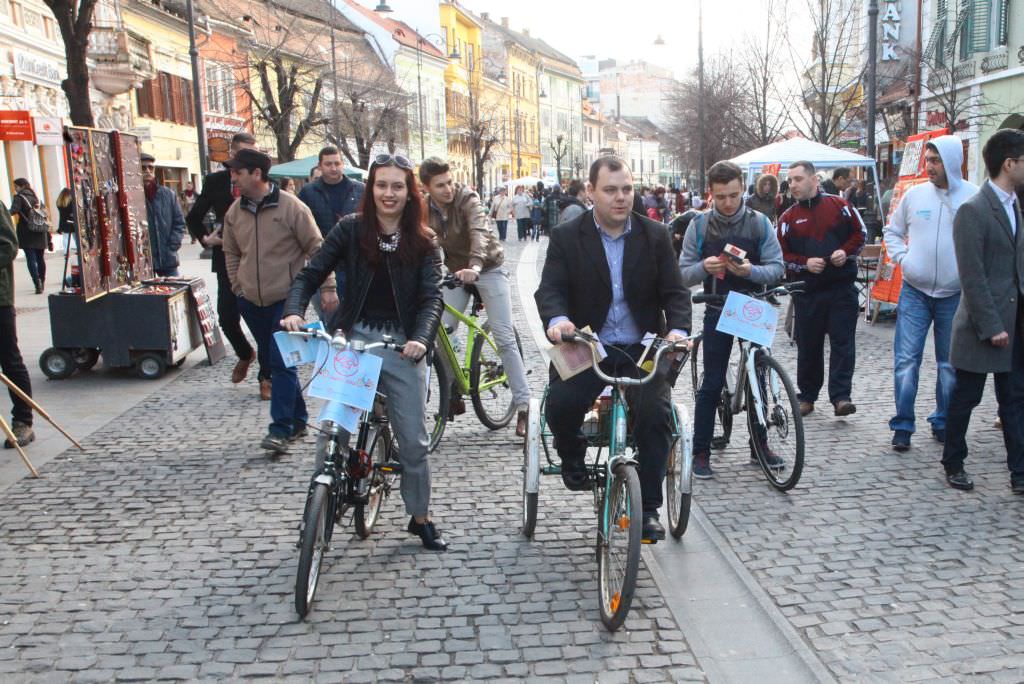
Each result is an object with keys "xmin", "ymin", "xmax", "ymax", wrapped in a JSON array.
[
  {"xmin": 715, "ymin": 291, "xmax": 780, "ymax": 348},
  {"xmin": 273, "ymin": 322, "xmax": 384, "ymax": 434}
]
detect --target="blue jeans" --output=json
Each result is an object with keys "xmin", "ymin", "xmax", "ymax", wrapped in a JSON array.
[
  {"xmin": 23, "ymin": 248, "xmax": 45, "ymax": 284},
  {"xmin": 889, "ymin": 283, "xmax": 959, "ymax": 434},
  {"xmin": 238, "ymin": 297, "xmax": 307, "ymax": 439},
  {"xmin": 693, "ymin": 311, "xmax": 734, "ymax": 457}
]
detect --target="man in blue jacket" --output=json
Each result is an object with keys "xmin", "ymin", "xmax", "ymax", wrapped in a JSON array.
[
  {"xmin": 141, "ymin": 153, "xmax": 185, "ymax": 277},
  {"xmin": 297, "ymin": 146, "xmax": 364, "ymax": 303}
]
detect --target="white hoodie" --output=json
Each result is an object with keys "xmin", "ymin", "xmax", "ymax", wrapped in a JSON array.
[{"xmin": 883, "ymin": 135, "xmax": 979, "ymax": 298}]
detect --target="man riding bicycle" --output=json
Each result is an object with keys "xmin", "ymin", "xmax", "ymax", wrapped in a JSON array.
[
  {"xmin": 536, "ymin": 155, "xmax": 691, "ymax": 542},
  {"xmin": 679, "ymin": 161, "xmax": 785, "ymax": 479},
  {"xmin": 421, "ymin": 157, "xmax": 532, "ymax": 436}
]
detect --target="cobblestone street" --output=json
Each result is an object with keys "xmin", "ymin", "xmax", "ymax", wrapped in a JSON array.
[{"xmin": 0, "ymin": 238, "xmax": 1020, "ymax": 683}]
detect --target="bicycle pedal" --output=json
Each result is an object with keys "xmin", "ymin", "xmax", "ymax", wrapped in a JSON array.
[
  {"xmin": 378, "ymin": 463, "xmax": 402, "ymax": 474},
  {"xmin": 641, "ymin": 538, "xmax": 659, "ymax": 545}
]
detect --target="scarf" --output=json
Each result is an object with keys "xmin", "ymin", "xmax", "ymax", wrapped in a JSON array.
[
  {"xmin": 711, "ymin": 203, "xmax": 746, "ymax": 226},
  {"xmin": 144, "ymin": 180, "xmax": 158, "ymax": 202}
]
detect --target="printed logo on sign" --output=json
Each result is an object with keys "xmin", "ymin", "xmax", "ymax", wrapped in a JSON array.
[
  {"xmin": 334, "ymin": 350, "xmax": 360, "ymax": 377},
  {"xmin": 741, "ymin": 300, "xmax": 764, "ymax": 321}
]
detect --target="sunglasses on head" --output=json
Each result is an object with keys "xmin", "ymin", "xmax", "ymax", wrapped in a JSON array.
[{"xmin": 372, "ymin": 154, "xmax": 414, "ymax": 170}]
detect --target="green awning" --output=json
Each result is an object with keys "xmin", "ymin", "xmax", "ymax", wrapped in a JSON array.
[{"xmin": 268, "ymin": 154, "xmax": 366, "ymax": 180}]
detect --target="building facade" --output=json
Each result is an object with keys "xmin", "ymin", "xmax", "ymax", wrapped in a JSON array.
[{"xmin": 439, "ymin": 1, "xmax": 482, "ymax": 185}]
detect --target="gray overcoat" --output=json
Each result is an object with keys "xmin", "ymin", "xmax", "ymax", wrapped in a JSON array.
[{"xmin": 950, "ymin": 182, "xmax": 1024, "ymax": 373}]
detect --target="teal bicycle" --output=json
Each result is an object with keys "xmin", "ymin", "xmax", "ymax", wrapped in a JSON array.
[
  {"xmin": 521, "ymin": 330, "xmax": 692, "ymax": 631},
  {"xmin": 426, "ymin": 274, "xmax": 524, "ymax": 448}
]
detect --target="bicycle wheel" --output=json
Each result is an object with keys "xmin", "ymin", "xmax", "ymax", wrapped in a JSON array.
[
  {"xmin": 295, "ymin": 483, "xmax": 330, "ymax": 618},
  {"xmin": 747, "ymin": 353, "xmax": 804, "ymax": 491},
  {"xmin": 521, "ymin": 397, "xmax": 542, "ymax": 538},
  {"xmin": 596, "ymin": 463, "xmax": 642, "ymax": 632},
  {"xmin": 666, "ymin": 403, "xmax": 694, "ymax": 539},
  {"xmin": 425, "ymin": 353, "xmax": 450, "ymax": 452},
  {"xmin": 354, "ymin": 427, "xmax": 392, "ymax": 539},
  {"xmin": 469, "ymin": 327, "xmax": 522, "ymax": 429},
  {"xmin": 689, "ymin": 335, "xmax": 732, "ymax": 449}
]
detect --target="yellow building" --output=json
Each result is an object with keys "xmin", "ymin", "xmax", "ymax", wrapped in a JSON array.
[
  {"xmin": 480, "ymin": 75, "xmax": 511, "ymax": 190},
  {"xmin": 439, "ymin": 1, "xmax": 482, "ymax": 185},
  {"xmin": 122, "ymin": 0, "xmax": 201, "ymax": 193}
]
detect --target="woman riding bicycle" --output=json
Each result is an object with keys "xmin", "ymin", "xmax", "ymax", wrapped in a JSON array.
[{"xmin": 281, "ymin": 154, "xmax": 448, "ymax": 551}]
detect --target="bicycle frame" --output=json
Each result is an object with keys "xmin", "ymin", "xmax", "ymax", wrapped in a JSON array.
[
  {"xmin": 436, "ymin": 304, "xmax": 483, "ymax": 395},
  {"xmin": 725, "ymin": 340, "xmax": 774, "ymax": 431}
]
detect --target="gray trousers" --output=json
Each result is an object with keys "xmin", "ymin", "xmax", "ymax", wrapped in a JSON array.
[
  {"xmin": 350, "ymin": 323, "xmax": 432, "ymax": 518},
  {"xmin": 441, "ymin": 267, "xmax": 531, "ymax": 409}
]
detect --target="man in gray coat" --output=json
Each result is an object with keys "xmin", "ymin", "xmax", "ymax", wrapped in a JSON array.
[{"xmin": 941, "ymin": 129, "xmax": 1024, "ymax": 492}]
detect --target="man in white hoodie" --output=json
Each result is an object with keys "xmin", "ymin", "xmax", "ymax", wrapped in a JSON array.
[{"xmin": 884, "ymin": 135, "xmax": 978, "ymax": 451}]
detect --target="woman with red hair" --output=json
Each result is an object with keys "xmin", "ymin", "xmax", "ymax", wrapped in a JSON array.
[{"xmin": 281, "ymin": 154, "xmax": 447, "ymax": 551}]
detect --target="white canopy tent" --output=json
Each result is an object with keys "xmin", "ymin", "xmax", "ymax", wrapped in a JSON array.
[{"xmin": 729, "ymin": 138, "xmax": 882, "ymax": 221}]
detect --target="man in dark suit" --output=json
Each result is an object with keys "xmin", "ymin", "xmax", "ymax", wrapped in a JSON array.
[
  {"xmin": 535, "ymin": 155, "xmax": 692, "ymax": 542},
  {"xmin": 186, "ymin": 132, "xmax": 269, "ymax": 397},
  {"xmin": 942, "ymin": 128, "xmax": 1024, "ymax": 492}
]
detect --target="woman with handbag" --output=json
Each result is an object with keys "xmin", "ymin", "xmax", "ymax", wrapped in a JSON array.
[{"xmin": 10, "ymin": 179, "xmax": 50, "ymax": 294}]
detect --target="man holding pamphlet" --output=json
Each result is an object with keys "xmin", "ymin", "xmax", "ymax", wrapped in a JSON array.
[{"xmin": 679, "ymin": 160, "xmax": 785, "ymax": 479}]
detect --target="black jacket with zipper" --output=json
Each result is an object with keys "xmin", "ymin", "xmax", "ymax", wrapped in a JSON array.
[{"xmin": 283, "ymin": 214, "xmax": 443, "ymax": 347}]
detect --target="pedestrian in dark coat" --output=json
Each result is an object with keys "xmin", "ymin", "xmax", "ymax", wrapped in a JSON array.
[{"xmin": 10, "ymin": 179, "xmax": 50, "ymax": 292}]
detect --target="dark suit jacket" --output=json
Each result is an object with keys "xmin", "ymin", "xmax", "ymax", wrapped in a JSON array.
[
  {"xmin": 535, "ymin": 210, "xmax": 692, "ymax": 339},
  {"xmin": 950, "ymin": 182, "xmax": 1024, "ymax": 374},
  {"xmin": 185, "ymin": 170, "xmax": 235, "ymax": 274}
]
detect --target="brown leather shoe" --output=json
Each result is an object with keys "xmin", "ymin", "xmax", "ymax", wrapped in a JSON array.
[
  {"xmin": 449, "ymin": 396, "xmax": 466, "ymax": 417},
  {"xmin": 515, "ymin": 409, "xmax": 528, "ymax": 437},
  {"xmin": 799, "ymin": 401, "xmax": 814, "ymax": 416},
  {"xmin": 259, "ymin": 378, "xmax": 272, "ymax": 401},
  {"xmin": 231, "ymin": 351, "xmax": 256, "ymax": 384},
  {"xmin": 833, "ymin": 400, "xmax": 857, "ymax": 417}
]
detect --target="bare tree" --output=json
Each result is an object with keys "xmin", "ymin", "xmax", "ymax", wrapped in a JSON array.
[
  {"xmin": 448, "ymin": 87, "xmax": 505, "ymax": 192},
  {"xmin": 781, "ymin": 0, "xmax": 866, "ymax": 145},
  {"xmin": 917, "ymin": 50, "xmax": 1010, "ymax": 134},
  {"xmin": 736, "ymin": 0, "xmax": 789, "ymax": 148},
  {"xmin": 549, "ymin": 134, "xmax": 569, "ymax": 183},
  {"xmin": 325, "ymin": 51, "xmax": 411, "ymax": 170},
  {"xmin": 234, "ymin": 1, "xmax": 332, "ymax": 161},
  {"xmin": 44, "ymin": 0, "xmax": 98, "ymax": 125}
]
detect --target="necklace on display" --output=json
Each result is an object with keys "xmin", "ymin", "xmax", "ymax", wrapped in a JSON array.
[{"xmin": 378, "ymin": 231, "xmax": 400, "ymax": 253}]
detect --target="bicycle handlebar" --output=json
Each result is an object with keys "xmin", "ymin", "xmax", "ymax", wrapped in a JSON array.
[
  {"xmin": 559, "ymin": 330, "xmax": 689, "ymax": 387},
  {"xmin": 692, "ymin": 281, "xmax": 805, "ymax": 305},
  {"xmin": 287, "ymin": 328, "xmax": 403, "ymax": 353}
]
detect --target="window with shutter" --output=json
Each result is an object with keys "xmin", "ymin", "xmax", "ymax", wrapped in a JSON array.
[
  {"xmin": 137, "ymin": 79, "xmax": 154, "ymax": 119},
  {"xmin": 969, "ymin": 0, "xmax": 991, "ymax": 54},
  {"xmin": 995, "ymin": 0, "xmax": 1008, "ymax": 46},
  {"xmin": 949, "ymin": 0, "xmax": 971, "ymax": 61},
  {"xmin": 160, "ymin": 73, "xmax": 173, "ymax": 122}
]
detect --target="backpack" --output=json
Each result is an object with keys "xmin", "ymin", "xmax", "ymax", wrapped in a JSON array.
[{"xmin": 26, "ymin": 206, "xmax": 50, "ymax": 234}]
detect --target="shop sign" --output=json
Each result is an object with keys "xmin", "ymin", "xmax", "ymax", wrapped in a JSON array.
[
  {"xmin": 12, "ymin": 51, "xmax": 61, "ymax": 87},
  {"xmin": 0, "ymin": 111, "xmax": 33, "ymax": 141},
  {"xmin": 125, "ymin": 126, "xmax": 152, "ymax": 142},
  {"xmin": 32, "ymin": 116, "xmax": 63, "ymax": 145}
]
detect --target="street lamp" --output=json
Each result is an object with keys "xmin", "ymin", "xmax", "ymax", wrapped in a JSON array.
[
  {"xmin": 374, "ymin": 2, "xmax": 393, "ymax": 12},
  {"xmin": 185, "ymin": 0, "xmax": 208, "ymax": 176},
  {"xmin": 866, "ymin": 0, "xmax": 879, "ymax": 163},
  {"xmin": 697, "ymin": 0, "xmax": 705, "ymax": 196}
]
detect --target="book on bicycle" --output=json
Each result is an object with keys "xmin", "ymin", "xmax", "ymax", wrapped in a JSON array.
[{"xmin": 548, "ymin": 326, "xmax": 605, "ymax": 380}]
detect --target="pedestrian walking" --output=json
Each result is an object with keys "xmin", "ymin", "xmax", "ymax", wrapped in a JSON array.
[
  {"xmin": 530, "ymin": 190, "xmax": 544, "ymax": 241},
  {"xmin": 544, "ymin": 186, "xmax": 561, "ymax": 237},
  {"xmin": 0, "ymin": 203, "xmax": 34, "ymax": 448},
  {"xmin": 490, "ymin": 186, "xmax": 511, "ymax": 241},
  {"xmin": 181, "ymin": 181, "xmax": 198, "ymax": 243},
  {"xmin": 559, "ymin": 179, "xmax": 588, "ymax": 225},
  {"xmin": 511, "ymin": 185, "xmax": 531, "ymax": 241},
  {"xmin": 940, "ymin": 129, "xmax": 1024, "ymax": 493},
  {"xmin": 679, "ymin": 160, "xmax": 785, "ymax": 479},
  {"xmin": 883, "ymin": 135, "xmax": 978, "ymax": 451},
  {"xmin": 186, "ymin": 132, "xmax": 270, "ymax": 398},
  {"xmin": 221, "ymin": 149, "xmax": 337, "ymax": 454},
  {"xmin": 821, "ymin": 167, "xmax": 851, "ymax": 196},
  {"xmin": 420, "ymin": 157, "xmax": 532, "ymax": 437},
  {"xmin": 282, "ymin": 154, "xmax": 447, "ymax": 550},
  {"xmin": 536, "ymin": 155, "xmax": 692, "ymax": 542},
  {"xmin": 55, "ymin": 188, "xmax": 77, "ymax": 255},
  {"xmin": 140, "ymin": 154, "xmax": 185, "ymax": 278},
  {"xmin": 9, "ymin": 179, "xmax": 50, "ymax": 294},
  {"xmin": 777, "ymin": 160, "xmax": 865, "ymax": 418},
  {"xmin": 745, "ymin": 173, "xmax": 780, "ymax": 224}
]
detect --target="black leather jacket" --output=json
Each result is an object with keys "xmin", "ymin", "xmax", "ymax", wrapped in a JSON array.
[{"xmin": 284, "ymin": 214, "xmax": 443, "ymax": 347}]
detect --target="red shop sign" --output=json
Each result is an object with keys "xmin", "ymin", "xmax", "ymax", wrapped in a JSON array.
[{"xmin": 0, "ymin": 111, "xmax": 33, "ymax": 141}]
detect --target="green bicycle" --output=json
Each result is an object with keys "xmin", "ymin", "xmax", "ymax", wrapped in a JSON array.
[{"xmin": 425, "ymin": 274, "xmax": 524, "ymax": 449}]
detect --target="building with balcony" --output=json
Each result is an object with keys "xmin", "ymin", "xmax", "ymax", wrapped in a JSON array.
[{"xmin": 439, "ymin": 1, "xmax": 482, "ymax": 185}]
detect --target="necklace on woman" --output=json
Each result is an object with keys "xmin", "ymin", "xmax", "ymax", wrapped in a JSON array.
[{"xmin": 377, "ymin": 231, "xmax": 400, "ymax": 253}]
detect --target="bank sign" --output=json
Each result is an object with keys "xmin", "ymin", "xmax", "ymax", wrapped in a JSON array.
[
  {"xmin": 13, "ymin": 51, "xmax": 62, "ymax": 88},
  {"xmin": 880, "ymin": 0, "xmax": 917, "ymax": 64}
]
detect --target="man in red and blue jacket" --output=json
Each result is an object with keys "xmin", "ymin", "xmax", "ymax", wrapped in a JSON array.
[{"xmin": 777, "ymin": 160, "xmax": 865, "ymax": 418}]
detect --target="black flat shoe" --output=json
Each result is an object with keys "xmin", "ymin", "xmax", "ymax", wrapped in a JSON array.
[
  {"xmin": 641, "ymin": 514, "xmax": 665, "ymax": 543},
  {"xmin": 560, "ymin": 464, "xmax": 590, "ymax": 491},
  {"xmin": 408, "ymin": 516, "xmax": 448, "ymax": 551},
  {"xmin": 946, "ymin": 470, "xmax": 974, "ymax": 491}
]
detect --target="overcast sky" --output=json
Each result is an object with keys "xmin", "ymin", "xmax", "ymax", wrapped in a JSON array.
[{"xmin": 348, "ymin": 0, "xmax": 814, "ymax": 80}]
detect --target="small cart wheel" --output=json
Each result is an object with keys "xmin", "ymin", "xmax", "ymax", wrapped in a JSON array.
[
  {"xmin": 71, "ymin": 348, "xmax": 100, "ymax": 371},
  {"xmin": 40, "ymin": 348, "xmax": 75, "ymax": 380},
  {"xmin": 135, "ymin": 353, "xmax": 167, "ymax": 380}
]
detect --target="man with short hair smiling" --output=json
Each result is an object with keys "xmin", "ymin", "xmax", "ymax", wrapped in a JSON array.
[
  {"xmin": 778, "ymin": 160, "xmax": 865, "ymax": 419},
  {"xmin": 536, "ymin": 155, "xmax": 691, "ymax": 543},
  {"xmin": 679, "ymin": 160, "xmax": 785, "ymax": 479},
  {"xmin": 941, "ymin": 128, "xmax": 1024, "ymax": 492},
  {"xmin": 222, "ymin": 149, "xmax": 336, "ymax": 455}
]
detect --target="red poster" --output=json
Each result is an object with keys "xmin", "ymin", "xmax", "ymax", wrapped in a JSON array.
[{"xmin": 0, "ymin": 111, "xmax": 32, "ymax": 141}]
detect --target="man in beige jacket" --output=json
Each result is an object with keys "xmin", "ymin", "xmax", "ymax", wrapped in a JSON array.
[{"xmin": 222, "ymin": 149, "xmax": 337, "ymax": 453}]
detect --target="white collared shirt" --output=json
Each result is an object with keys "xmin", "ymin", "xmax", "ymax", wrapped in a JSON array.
[{"xmin": 988, "ymin": 179, "xmax": 1018, "ymax": 237}]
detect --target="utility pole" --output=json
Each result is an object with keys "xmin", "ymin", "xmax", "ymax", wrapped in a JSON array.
[
  {"xmin": 186, "ymin": 0, "xmax": 208, "ymax": 177},
  {"xmin": 866, "ymin": 0, "xmax": 878, "ymax": 162},
  {"xmin": 697, "ymin": 0, "xmax": 705, "ymax": 196}
]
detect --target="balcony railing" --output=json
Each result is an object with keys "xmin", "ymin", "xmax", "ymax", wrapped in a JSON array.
[
  {"xmin": 980, "ymin": 52, "xmax": 1008, "ymax": 74},
  {"xmin": 88, "ymin": 26, "xmax": 155, "ymax": 95}
]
